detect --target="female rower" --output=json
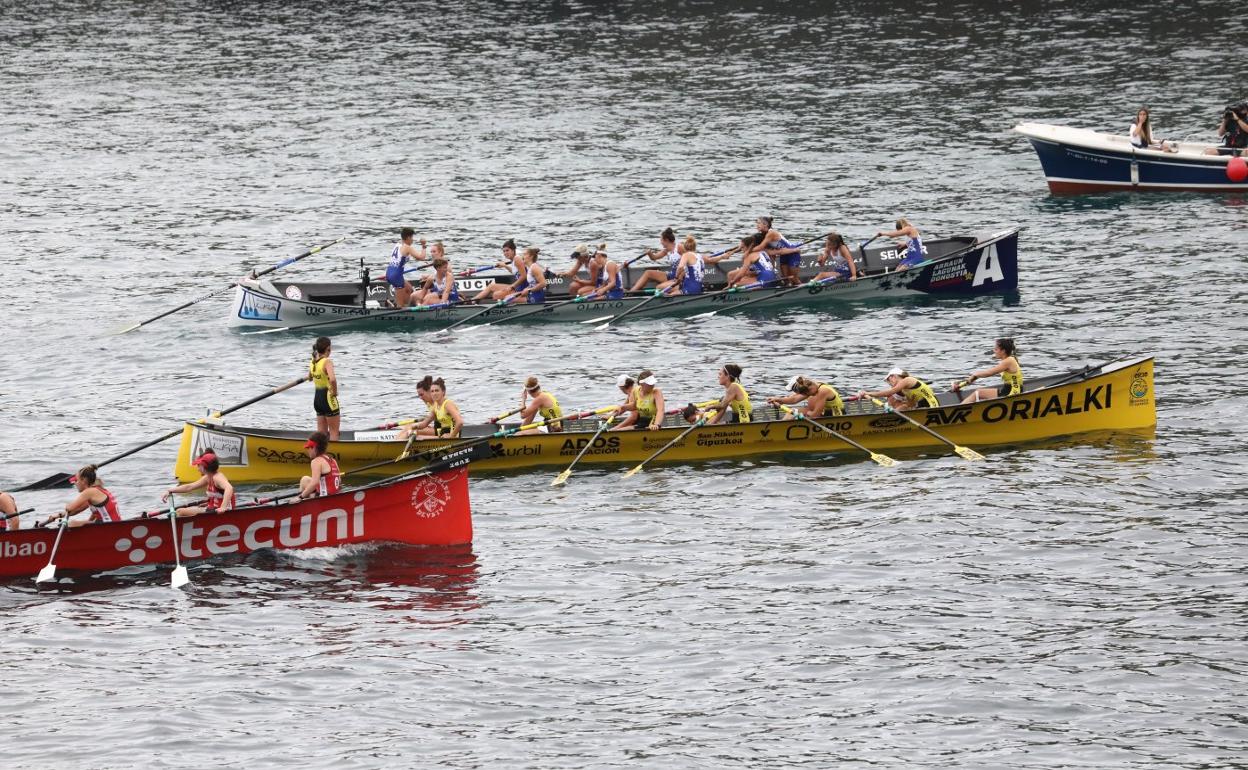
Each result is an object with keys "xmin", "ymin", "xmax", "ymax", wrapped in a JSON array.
[
  {"xmin": 857, "ymin": 368, "xmax": 939, "ymax": 411},
  {"xmin": 877, "ymin": 218, "xmax": 925, "ymax": 271},
  {"xmin": 611, "ymin": 370, "xmax": 665, "ymax": 431},
  {"xmin": 385, "ymin": 227, "xmax": 426, "ymax": 308},
  {"xmin": 163, "ymin": 452, "xmax": 234, "ymax": 517},
  {"xmin": 298, "ymin": 431, "xmax": 342, "ymax": 499},
  {"xmin": 402, "ymin": 376, "xmax": 464, "ymax": 440},
  {"xmin": 725, "ymin": 233, "xmax": 778, "ymax": 288},
  {"xmin": 813, "ymin": 232, "xmax": 858, "ymax": 282},
  {"xmin": 670, "ymin": 235, "xmax": 705, "ymax": 295},
  {"xmin": 517, "ymin": 376, "xmax": 564, "ymax": 434},
  {"xmin": 561, "ymin": 244, "xmax": 599, "ymax": 295},
  {"xmin": 310, "ymin": 336, "xmax": 340, "ymax": 441},
  {"xmin": 0, "ymin": 490, "xmax": 17, "ymax": 530},
  {"xmin": 956, "ymin": 338, "xmax": 1024, "ymax": 404},
  {"xmin": 768, "ymin": 376, "xmax": 845, "ymax": 418},
  {"xmin": 630, "ymin": 227, "xmax": 680, "ymax": 293},
  {"xmin": 709, "ymin": 363, "xmax": 751, "ymax": 424},
  {"xmin": 579, "ymin": 245, "xmax": 625, "ymax": 300},
  {"xmin": 416, "ymin": 257, "xmax": 460, "ymax": 305},
  {"xmin": 41, "ymin": 465, "xmax": 122, "ymax": 528},
  {"xmin": 755, "ymin": 216, "xmax": 804, "ymax": 286},
  {"xmin": 504, "ymin": 247, "xmax": 548, "ymax": 304},
  {"xmin": 473, "ymin": 239, "xmax": 523, "ymax": 302}
]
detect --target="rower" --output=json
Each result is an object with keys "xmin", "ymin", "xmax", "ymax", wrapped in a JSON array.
[
  {"xmin": 298, "ymin": 431, "xmax": 342, "ymax": 499},
  {"xmin": 956, "ymin": 338, "xmax": 1023, "ymax": 404},
  {"xmin": 611, "ymin": 370, "xmax": 665, "ymax": 431},
  {"xmin": 670, "ymin": 235, "xmax": 705, "ymax": 296},
  {"xmin": 310, "ymin": 336, "xmax": 341, "ymax": 441},
  {"xmin": 709, "ymin": 363, "xmax": 751, "ymax": 424},
  {"xmin": 857, "ymin": 368, "xmax": 939, "ymax": 411},
  {"xmin": 725, "ymin": 233, "xmax": 777, "ymax": 287},
  {"xmin": 517, "ymin": 376, "xmax": 563, "ymax": 434},
  {"xmin": 561, "ymin": 244, "xmax": 598, "ymax": 295},
  {"xmin": 0, "ymin": 490, "xmax": 17, "ymax": 530},
  {"xmin": 756, "ymin": 216, "xmax": 805, "ymax": 286},
  {"xmin": 504, "ymin": 248, "xmax": 547, "ymax": 305},
  {"xmin": 385, "ymin": 227, "xmax": 426, "ymax": 308},
  {"xmin": 630, "ymin": 227, "xmax": 680, "ymax": 293},
  {"xmin": 768, "ymin": 376, "xmax": 845, "ymax": 418},
  {"xmin": 416, "ymin": 257, "xmax": 460, "ymax": 305},
  {"xmin": 877, "ymin": 218, "xmax": 925, "ymax": 271},
  {"xmin": 401, "ymin": 376, "xmax": 464, "ymax": 440},
  {"xmin": 473, "ymin": 239, "xmax": 522, "ymax": 302},
  {"xmin": 813, "ymin": 232, "xmax": 858, "ymax": 282},
  {"xmin": 579, "ymin": 245, "xmax": 625, "ymax": 300},
  {"xmin": 41, "ymin": 465, "xmax": 122, "ymax": 528},
  {"xmin": 163, "ymin": 451, "xmax": 234, "ymax": 517}
]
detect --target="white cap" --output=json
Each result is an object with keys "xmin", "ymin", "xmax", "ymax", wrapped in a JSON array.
[
  {"xmin": 886, "ymin": 367, "xmax": 904, "ymax": 380},
  {"xmin": 616, "ymin": 374, "xmax": 632, "ymax": 388},
  {"xmin": 786, "ymin": 375, "xmax": 800, "ymax": 391},
  {"xmin": 640, "ymin": 375, "xmax": 658, "ymax": 386}
]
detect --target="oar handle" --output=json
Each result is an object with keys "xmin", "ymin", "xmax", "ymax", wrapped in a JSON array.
[
  {"xmin": 0, "ymin": 507, "xmax": 35, "ymax": 522},
  {"xmin": 211, "ymin": 375, "xmax": 309, "ymax": 419}
]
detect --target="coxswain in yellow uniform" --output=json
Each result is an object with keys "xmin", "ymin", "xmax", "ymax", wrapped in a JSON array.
[
  {"xmin": 709, "ymin": 364, "xmax": 751, "ymax": 424},
  {"xmin": 517, "ymin": 376, "xmax": 564, "ymax": 434},
  {"xmin": 163, "ymin": 452, "xmax": 234, "ymax": 517},
  {"xmin": 309, "ymin": 336, "xmax": 341, "ymax": 441},
  {"xmin": 858, "ymin": 368, "xmax": 939, "ymax": 411},
  {"xmin": 769, "ymin": 376, "xmax": 845, "ymax": 418},
  {"xmin": 957, "ymin": 338, "xmax": 1024, "ymax": 404},
  {"xmin": 402, "ymin": 376, "xmax": 463, "ymax": 440},
  {"xmin": 611, "ymin": 370, "xmax": 665, "ymax": 431}
]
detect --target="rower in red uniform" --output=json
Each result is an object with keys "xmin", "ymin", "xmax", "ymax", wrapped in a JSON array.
[
  {"xmin": 299, "ymin": 431, "xmax": 342, "ymax": 499},
  {"xmin": 41, "ymin": 465, "xmax": 121, "ymax": 528},
  {"xmin": 0, "ymin": 490, "xmax": 18, "ymax": 530},
  {"xmin": 163, "ymin": 451, "xmax": 235, "ymax": 517}
]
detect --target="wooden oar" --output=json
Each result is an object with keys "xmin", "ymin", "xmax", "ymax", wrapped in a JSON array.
[
  {"xmin": 166, "ymin": 496, "xmax": 190, "ymax": 589},
  {"xmin": 865, "ymin": 396, "xmax": 985, "ymax": 461},
  {"xmin": 776, "ymin": 405, "xmax": 896, "ymax": 467},
  {"xmin": 13, "ymin": 375, "xmax": 309, "ymax": 492},
  {"xmin": 551, "ymin": 416, "xmax": 614, "ymax": 487},
  {"xmin": 623, "ymin": 410, "xmax": 717, "ymax": 477},
  {"xmin": 34, "ymin": 515, "xmax": 68, "ymax": 583},
  {"xmin": 242, "ymin": 298, "xmax": 466, "ymax": 336},
  {"xmin": 114, "ymin": 237, "xmax": 345, "ymax": 335},
  {"xmin": 487, "ymin": 406, "xmax": 524, "ymax": 424}
]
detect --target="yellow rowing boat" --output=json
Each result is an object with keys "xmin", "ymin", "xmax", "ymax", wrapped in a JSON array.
[{"xmin": 173, "ymin": 356, "xmax": 1157, "ymax": 484}]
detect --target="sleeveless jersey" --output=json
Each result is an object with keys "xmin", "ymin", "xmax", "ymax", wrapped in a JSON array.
[
  {"xmin": 536, "ymin": 391, "xmax": 562, "ymax": 424},
  {"xmin": 902, "ymin": 378, "xmax": 939, "ymax": 408},
  {"xmin": 899, "ymin": 235, "xmax": 925, "ymax": 266},
  {"xmin": 310, "ymin": 357, "xmax": 339, "ymax": 412},
  {"xmin": 727, "ymin": 384, "xmax": 751, "ymax": 423},
  {"xmin": 432, "ymin": 399, "xmax": 458, "ymax": 436},
  {"xmin": 681, "ymin": 254, "xmax": 705, "ymax": 295},
  {"xmin": 526, "ymin": 264, "xmax": 545, "ymax": 304},
  {"xmin": 636, "ymin": 388, "xmax": 658, "ymax": 419},
  {"xmin": 317, "ymin": 455, "xmax": 342, "ymax": 496},
  {"xmin": 597, "ymin": 263, "xmax": 624, "ymax": 299},
  {"xmin": 749, "ymin": 252, "xmax": 778, "ymax": 283},
  {"xmin": 815, "ymin": 382, "xmax": 845, "ymax": 416},
  {"xmin": 431, "ymin": 273, "xmax": 460, "ymax": 302},
  {"xmin": 1001, "ymin": 364, "xmax": 1024, "ymax": 396},
  {"xmin": 205, "ymin": 475, "xmax": 225, "ymax": 510},
  {"xmin": 87, "ymin": 485, "xmax": 121, "ymax": 523}
]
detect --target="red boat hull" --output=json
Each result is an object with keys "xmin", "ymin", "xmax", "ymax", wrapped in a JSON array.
[{"xmin": 0, "ymin": 469, "xmax": 471, "ymax": 580}]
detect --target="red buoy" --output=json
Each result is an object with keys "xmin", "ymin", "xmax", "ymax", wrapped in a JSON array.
[{"xmin": 1229, "ymin": 156, "xmax": 1248, "ymax": 183}]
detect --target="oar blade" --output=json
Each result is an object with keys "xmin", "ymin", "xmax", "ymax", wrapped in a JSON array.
[
  {"xmin": 955, "ymin": 446, "xmax": 985, "ymax": 462},
  {"xmin": 689, "ymin": 310, "xmax": 717, "ymax": 320},
  {"xmin": 870, "ymin": 453, "xmax": 898, "ymax": 468},
  {"xmin": 171, "ymin": 565, "xmax": 191, "ymax": 589},
  {"xmin": 240, "ymin": 326, "xmax": 290, "ymax": 336},
  {"xmin": 622, "ymin": 464, "xmax": 643, "ymax": 478},
  {"xmin": 112, "ymin": 323, "xmax": 142, "ymax": 336},
  {"xmin": 35, "ymin": 563, "xmax": 57, "ymax": 584},
  {"xmin": 551, "ymin": 470, "xmax": 571, "ymax": 487},
  {"xmin": 581, "ymin": 315, "xmax": 614, "ymax": 325},
  {"xmin": 14, "ymin": 472, "xmax": 73, "ymax": 492}
]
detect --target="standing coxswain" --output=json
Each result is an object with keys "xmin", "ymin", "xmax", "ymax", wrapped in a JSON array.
[
  {"xmin": 956, "ymin": 338, "xmax": 1024, "ymax": 404},
  {"xmin": 310, "ymin": 336, "xmax": 341, "ymax": 441},
  {"xmin": 385, "ymin": 227, "xmax": 427, "ymax": 308},
  {"xmin": 163, "ymin": 452, "xmax": 234, "ymax": 517},
  {"xmin": 298, "ymin": 432, "xmax": 342, "ymax": 499},
  {"xmin": 877, "ymin": 218, "xmax": 925, "ymax": 271},
  {"xmin": 39, "ymin": 466, "xmax": 121, "ymax": 528},
  {"xmin": 858, "ymin": 368, "xmax": 939, "ymax": 411},
  {"xmin": 768, "ymin": 376, "xmax": 845, "ymax": 418}
]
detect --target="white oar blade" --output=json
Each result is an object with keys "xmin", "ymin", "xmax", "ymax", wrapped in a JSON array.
[
  {"xmin": 171, "ymin": 566, "xmax": 190, "ymax": 589},
  {"xmin": 581, "ymin": 315, "xmax": 614, "ymax": 325},
  {"xmin": 956, "ymin": 446, "xmax": 986, "ymax": 462},
  {"xmin": 689, "ymin": 310, "xmax": 717, "ymax": 320},
  {"xmin": 35, "ymin": 564, "xmax": 56, "ymax": 584},
  {"xmin": 551, "ymin": 470, "xmax": 571, "ymax": 487},
  {"xmin": 241, "ymin": 326, "xmax": 289, "ymax": 336},
  {"xmin": 871, "ymin": 453, "xmax": 898, "ymax": 468},
  {"xmin": 594, "ymin": 322, "xmax": 612, "ymax": 331},
  {"xmin": 112, "ymin": 323, "xmax": 141, "ymax": 336}
]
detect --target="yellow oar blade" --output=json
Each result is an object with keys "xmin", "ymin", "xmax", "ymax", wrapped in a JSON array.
[
  {"xmin": 955, "ymin": 446, "xmax": 985, "ymax": 462},
  {"xmin": 551, "ymin": 470, "xmax": 571, "ymax": 487},
  {"xmin": 870, "ymin": 453, "xmax": 897, "ymax": 467},
  {"xmin": 623, "ymin": 464, "xmax": 643, "ymax": 478}
]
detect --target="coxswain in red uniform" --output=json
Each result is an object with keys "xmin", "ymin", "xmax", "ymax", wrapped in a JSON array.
[
  {"xmin": 163, "ymin": 451, "xmax": 235, "ymax": 517},
  {"xmin": 41, "ymin": 465, "xmax": 122, "ymax": 528},
  {"xmin": 299, "ymin": 431, "xmax": 342, "ymax": 499}
]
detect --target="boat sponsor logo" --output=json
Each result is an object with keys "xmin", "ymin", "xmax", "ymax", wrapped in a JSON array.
[
  {"xmin": 971, "ymin": 245, "xmax": 1005, "ymax": 287},
  {"xmin": 193, "ymin": 430, "xmax": 246, "ymax": 466},
  {"xmin": 925, "ymin": 406, "xmax": 973, "ymax": 426},
  {"xmin": 577, "ymin": 301, "xmax": 626, "ymax": 312},
  {"xmin": 284, "ymin": 286, "xmax": 303, "ymax": 300},
  {"xmin": 979, "ymin": 385, "xmax": 1112, "ymax": 423},
  {"xmin": 258, "ymin": 446, "xmax": 313, "ymax": 465},
  {"xmin": 697, "ymin": 430, "xmax": 744, "ymax": 448},
  {"xmin": 115, "ymin": 524, "xmax": 164, "ymax": 563},
  {"xmin": 1129, "ymin": 369, "xmax": 1150, "ymax": 404},
  {"xmin": 458, "ymin": 278, "xmax": 493, "ymax": 292},
  {"xmin": 1, "ymin": 539, "xmax": 47, "ymax": 559},
  {"xmin": 783, "ymin": 422, "xmax": 853, "ymax": 442},
  {"xmin": 927, "ymin": 258, "xmax": 971, "ymax": 287},
  {"xmin": 160, "ymin": 492, "xmax": 369, "ymax": 559},
  {"xmin": 302, "ymin": 305, "xmax": 371, "ymax": 318},
  {"xmin": 490, "ymin": 442, "xmax": 542, "ymax": 457},
  {"xmin": 410, "ymin": 476, "xmax": 450, "ymax": 518},
  {"xmin": 558, "ymin": 435, "xmax": 621, "ymax": 456},
  {"xmin": 868, "ymin": 415, "xmax": 908, "ymax": 430},
  {"xmin": 239, "ymin": 291, "xmax": 281, "ymax": 321}
]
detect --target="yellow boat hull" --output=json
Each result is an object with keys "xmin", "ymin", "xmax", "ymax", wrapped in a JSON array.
[{"xmin": 174, "ymin": 357, "xmax": 1157, "ymax": 484}]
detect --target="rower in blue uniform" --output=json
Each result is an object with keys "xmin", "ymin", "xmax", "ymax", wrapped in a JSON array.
[
  {"xmin": 417, "ymin": 257, "xmax": 460, "ymax": 305},
  {"xmin": 756, "ymin": 216, "xmax": 804, "ymax": 285},
  {"xmin": 727, "ymin": 233, "xmax": 777, "ymax": 287},
  {"xmin": 630, "ymin": 228, "xmax": 680, "ymax": 293},
  {"xmin": 504, "ymin": 247, "xmax": 547, "ymax": 304},
  {"xmin": 581, "ymin": 245, "xmax": 625, "ymax": 300},
  {"xmin": 385, "ymin": 227, "xmax": 427, "ymax": 308},
  {"xmin": 814, "ymin": 232, "xmax": 859, "ymax": 282},
  {"xmin": 672, "ymin": 234, "xmax": 705, "ymax": 295},
  {"xmin": 877, "ymin": 218, "xmax": 925, "ymax": 271}
]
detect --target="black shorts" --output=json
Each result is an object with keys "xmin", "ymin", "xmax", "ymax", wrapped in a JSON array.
[
  {"xmin": 314, "ymin": 389, "xmax": 340, "ymax": 417},
  {"xmin": 636, "ymin": 414, "xmax": 654, "ymax": 429}
]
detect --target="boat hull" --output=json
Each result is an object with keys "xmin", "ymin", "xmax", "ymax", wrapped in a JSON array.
[
  {"xmin": 175, "ymin": 356, "xmax": 1156, "ymax": 484},
  {"xmin": 1015, "ymin": 122, "xmax": 1248, "ymax": 194},
  {"xmin": 0, "ymin": 469, "xmax": 471, "ymax": 580},
  {"xmin": 227, "ymin": 230, "xmax": 1019, "ymax": 330}
]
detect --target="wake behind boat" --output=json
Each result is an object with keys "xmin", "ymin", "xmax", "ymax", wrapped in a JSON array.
[{"xmin": 228, "ymin": 229, "xmax": 1020, "ymax": 331}]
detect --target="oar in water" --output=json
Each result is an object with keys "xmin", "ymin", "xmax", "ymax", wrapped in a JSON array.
[
  {"xmin": 34, "ymin": 515, "xmax": 69, "ymax": 584},
  {"xmin": 776, "ymin": 405, "xmax": 896, "ymax": 467},
  {"xmin": 551, "ymin": 416, "xmax": 615, "ymax": 487},
  {"xmin": 623, "ymin": 409, "xmax": 718, "ymax": 478},
  {"xmin": 166, "ymin": 496, "xmax": 190, "ymax": 589},
  {"xmin": 13, "ymin": 375, "xmax": 309, "ymax": 492},
  {"xmin": 242, "ymin": 298, "xmax": 466, "ymax": 336},
  {"xmin": 864, "ymin": 396, "xmax": 985, "ymax": 461},
  {"xmin": 428, "ymin": 294, "xmax": 520, "ymax": 336},
  {"xmin": 113, "ymin": 237, "xmax": 345, "ymax": 335}
]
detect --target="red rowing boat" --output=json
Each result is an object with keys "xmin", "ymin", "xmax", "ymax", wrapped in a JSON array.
[{"xmin": 0, "ymin": 468, "xmax": 471, "ymax": 580}]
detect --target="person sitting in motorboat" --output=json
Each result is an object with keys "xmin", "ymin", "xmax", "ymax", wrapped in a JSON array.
[
  {"xmin": 40, "ymin": 465, "xmax": 123, "ymax": 528},
  {"xmin": 1206, "ymin": 102, "xmax": 1248, "ymax": 156},
  {"xmin": 163, "ymin": 452, "xmax": 234, "ymax": 517},
  {"xmin": 955, "ymin": 338, "xmax": 1024, "ymax": 404},
  {"xmin": 415, "ymin": 257, "xmax": 460, "ymax": 306},
  {"xmin": 1130, "ymin": 107, "xmax": 1177, "ymax": 153},
  {"xmin": 813, "ymin": 232, "xmax": 859, "ymax": 282},
  {"xmin": 473, "ymin": 239, "xmax": 523, "ymax": 302},
  {"xmin": 611, "ymin": 370, "xmax": 665, "ymax": 431},
  {"xmin": 503, "ymin": 248, "xmax": 548, "ymax": 305},
  {"xmin": 857, "ymin": 368, "xmax": 939, "ymax": 411},
  {"xmin": 0, "ymin": 490, "xmax": 18, "ymax": 530},
  {"xmin": 385, "ymin": 227, "xmax": 427, "ymax": 308},
  {"xmin": 725, "ymin": 233, "xmax": 778, "ymax": 288},
  {"xmin": 560, "ymin": 244, "xmax": 598, "ymax": 296},
  {"xmin": 768, "ymin": 376, "xmax": 845, "ymax": 418},
  {"xmin": 755, "ymin": 216, "xmax": 805, "ymax": 286},
  {"xmin": 298, "ymin": 432, "xmax": 342, "ymax": 499},
  {"xmin": 877, "ymin": 219, "xmax": 926, "ymax": 272},
  {"xmin": 517, "ymin": 376, "xmax": 564, "ymax": 434},
  {"xmin": 400, "ymin": 376, "xmax": 464, "ymax": 440},
  {"xmin": 708, "ymin": 363, "xmax": 751, "ymax": 424},
  {"xmin": 630, "ymin": 228, "xmax": 681, "ymax": 293},
  {"xmin": 670, "ymin": 235, "xmax": 705, "ymax": 295},
  {"xmin": 579, "ymin": 245, "xmax": 625, "ymax": 300}
]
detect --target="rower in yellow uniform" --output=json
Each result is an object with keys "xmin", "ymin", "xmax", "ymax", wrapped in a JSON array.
[
  {"xmin": 709, "ymin": 364, "xmax": 751, "ymax": 424},
  {"xmin": 517, "ymin": 376, "xmax": 563, "ymax": 434},
  {"xmin": 956, "ymin": 338, "xmax": 1024, "ymax": 403},
  {"xmin": 768, "ymin": 376, "xmax": 845, "ymax": 418},
  {"xmin": 611, "ymin": 370, "xmax": 665, "ymax": 431},
  {"xmin": 858, "ymin": 368, "xmax": 939, "ymax": 411},
  {"xmin": 309, "ymin": 336, "xmax": 340, "ymax": 441},
  {"xmin": 400, "ymin": 376, "xmax": 464, "ymax": 440}
]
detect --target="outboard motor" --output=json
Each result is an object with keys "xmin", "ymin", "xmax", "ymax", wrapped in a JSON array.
[{"xmin": 359, "ymin": 258, "xmax": 370, "ymax": 307}]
